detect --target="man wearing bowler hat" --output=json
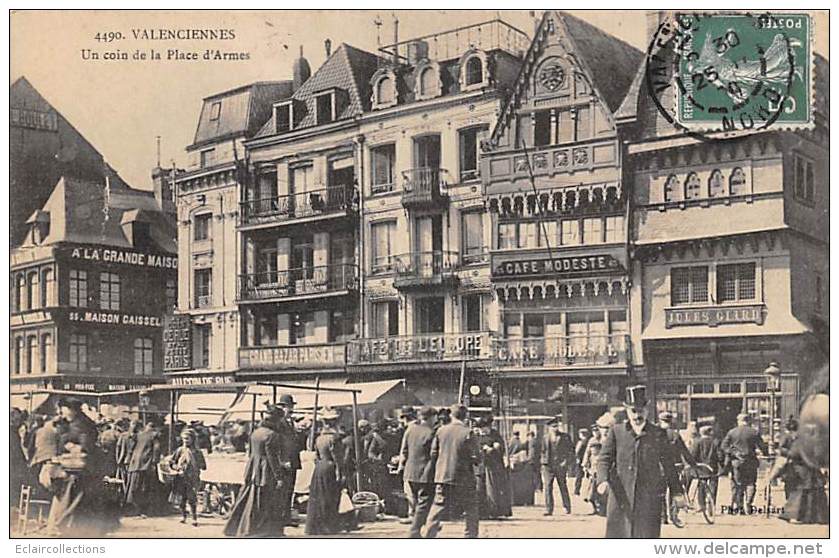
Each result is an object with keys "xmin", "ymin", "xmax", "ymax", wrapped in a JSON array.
[
  {"xmin": 276, "ymin": 393, "xmax": 303, "ymax": 526},
  {"xmin": 596, "ymin": 385, "xmax": 684, "ymax": 538}
]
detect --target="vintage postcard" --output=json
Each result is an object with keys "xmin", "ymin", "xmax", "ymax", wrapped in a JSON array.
[{"xmin": 6, "ymin": 7, "xmax": 830, "ymax": 544}]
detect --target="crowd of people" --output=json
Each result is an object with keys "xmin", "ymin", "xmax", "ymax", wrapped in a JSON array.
[{"xmin": 10, "ymin": 384, "xmax": 829, "ymax": 539}]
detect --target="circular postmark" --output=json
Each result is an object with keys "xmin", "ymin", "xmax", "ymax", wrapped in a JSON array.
[{"xmin": 645, "ymin": 12, "xmax": 808, "ymax": 138}]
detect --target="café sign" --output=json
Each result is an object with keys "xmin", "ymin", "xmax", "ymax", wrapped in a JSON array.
[
  {"xmin": 493, "ymin": 254, "xmax": 622, "ymax": 278},
  {"xmin": 169, "ymin": 375, "xmax": 235, "ymax": 386},
  {"xmin": 163, "ymin": 315, "xmax": 192, "ymax": 371},
  {"xmin": 493, "ymin": 338, "xmax": 626, "ymax": 368},
  {"xmin": 67, "ymin": 246, "xmax": 177, "ymax": 269},
  {"xmin": 665, "ymin": 305, "xmax": 765, "ymax": 328},
  {"xmin": 240, "ymin": 344, "xmax": 346, "ymax": 369},
  {"xmin": 69, "ymin": 310, "xmax": 162, "ymax": 327},
  {"xmin": 348, "ymin": 333, "xmax": 490, "ymax": 364}
]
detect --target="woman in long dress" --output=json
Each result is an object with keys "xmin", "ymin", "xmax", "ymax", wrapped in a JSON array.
[
  {"xmin": 477, "ymin": 416, "xmax": 512, "ymax": 519},
  {"xmin": 305, "ymin": 409, "xmax": 343, "ymax": 535}
]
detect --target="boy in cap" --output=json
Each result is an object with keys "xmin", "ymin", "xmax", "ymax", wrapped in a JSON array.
[{"xmin": 170, "ymin": 427, "xmax": 207, "ymax": 526}]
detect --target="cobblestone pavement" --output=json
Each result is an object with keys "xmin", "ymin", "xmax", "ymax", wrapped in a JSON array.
[{"xmin": 103, "ymin": 480, "xmax": 827, "ymax": 539}]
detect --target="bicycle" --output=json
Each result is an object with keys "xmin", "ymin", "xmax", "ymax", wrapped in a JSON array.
[{"xmin": 669, "ymin": 464, "xmax": 716, "ymax": 526}]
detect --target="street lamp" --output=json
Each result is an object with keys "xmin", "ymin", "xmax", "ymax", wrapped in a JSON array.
[{"xmin": 763, "ymin": 362, "xmax": 782, "ymax": 457}]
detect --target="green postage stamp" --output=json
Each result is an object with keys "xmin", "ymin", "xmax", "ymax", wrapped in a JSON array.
[{"xmin": 671, "ymin": 12, "xmax": 812, "ymax": 131}]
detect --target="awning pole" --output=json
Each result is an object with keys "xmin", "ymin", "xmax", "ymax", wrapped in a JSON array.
[
  {"xmin": 309, "ymin": 376, "xmax": 321, "ymax": 451},
  {"xmin": 351, "ymin": 390, "xmax": 362, "ymax": 492},
  {"xmin": 168, "ymin": 390, "xmax": 176, "ymax": 452},
  {"xmin": 272, "ymin": 385, "xmax": 277, "ymax": 405},
  {"xmin": 251, "ymin": 393, "xmax": 257, "ymax": 426},
  {"xmin": 458, "ymin": 359, "xmax": 466, "ymax": 405}
]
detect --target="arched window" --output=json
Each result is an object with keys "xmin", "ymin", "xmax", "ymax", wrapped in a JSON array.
[
  {"xmin": 14, "ymin": 337, "xmax": 24, "ymax": 375},
  {"xmin": 376, "ymin": 77, "xmax": 394, "ymax": 105},
  {"xmin": 465, "ymin": 57, "xmax": 483, "ymax": 86},
  {"xmin": 684, "ymin": 172, "xmax": 702, "ymax": 199},
  {"xmin": 729, "ymin": 167, "xmax": 747, "ymax": 195},
  {"xmin": 27, "ymin": 271, "xmax": 39, "ymax": 310},
  {"xmin": 664, "ymin": 175, "xmax": 680, "ymax": 202},
  {"xmin": 708, "ymin": 169, "xmax": 725, "ymax": 197},
  {"xmin": 40, "ymin": 333, "xmax": 53, "ymax": 374},
  {"xmin": 16, "ymin": 274, "xmax": 26, "ymax": 312},
  {"xmin": 41, "ymin": 268, "xmax": 54, "ymax": 307},
  {"xmin": 419, "ymin": 67, "xmax": 435, "ymax": 96},
  {"xmin": 27, "ymin": 336, "xmax": 37, "ymax": 374}
]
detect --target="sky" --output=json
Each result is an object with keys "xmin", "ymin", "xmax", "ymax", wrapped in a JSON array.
[{"xmin": 10, "ymin": 10, "xmax": 828, "ymax": 191}]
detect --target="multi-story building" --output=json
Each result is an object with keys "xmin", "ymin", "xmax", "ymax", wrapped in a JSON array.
[
  {"xmin": 618, "ymin": 15, "xmax": 829, "ymax": 434},
  {"xmin": 481, "ymin": 11, "xmax": 643, "ymax": 426},
  {"xmin": 10, "ymin": 173, "xmax": 177, "ymax": 409},
  {"xmin": 170, "ymin": 81, "xmax": 294, "ymax": 386},
  {"xmin": 343, "ymin": 19, "xmax": 529, "ymax": 405},
  {"xmin": 238, "ymin": 44, "xmax": 372, "ymax": 382}
]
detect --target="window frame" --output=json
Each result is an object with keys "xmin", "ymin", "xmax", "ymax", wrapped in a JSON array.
[
  {"xmin": 99, "ymin": 271, "xmax": 120, "ymax": 311},
  {"xmin": 716, "ymin": 262, "xmax": 756, "ymax": 303},
  {"xmin": 458, "ymin": 126, "xmax": 487, "ymax": 182},
  {"xmin": 315, "ymin": 91, "xmax": 335, "ymax": 125},
  {"xmin": 370, "ymin": 143, "xmax": 396, "ymax": 194},
  {"xmin": 194, "ymin": 213, "xmax": 212, "ymax": 242},
  {"xmin": 209, "ymin": 101, "xmax": 222, "ymax": 121},
  {"xmin": 69, "ymin": 333, "xmax": 88, "ymax": 371},
  {"xmin": 133, "ymin": 337, "xmax": 154, "ymax": 376},
  {"xmin": 670, "ymin": 265, "xmax": 709, "ymax": 306},
  {"xmin": 371, "ymin": 220, "xmax": 396, "ymax": 273},
  {"xmin": 69, "ymin": 269, "xmax": 88, "ymax": 308}
]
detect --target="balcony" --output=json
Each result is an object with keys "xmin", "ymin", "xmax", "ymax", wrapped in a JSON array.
[
  {"xmin": 237, "ymin": 263, "xmax": 358, "ymax": 303},
  {"xmin": 392, "ymin": 250, "xmax": 460, "ymax": 289},
  {"xmin": 401, "ymin": 168, "xmax": 449, "ymax": 209},
  {"xmin": 347, "ymin": 332, "xmax": 492, "ymax": 366},
  {"xmin": 493, "ymin": 334, "xmax": 631, "ymax": 375},
  {"xmin": 239, "ymin": 342, "xmax": 346, "ymax": 371},
  {"xmin": 194, "ymin": 294, "xmax": 212, "ymax": 309},
  {"xmin": 239, "ymin": 185, "xmax": 358, "ymax": 228}
]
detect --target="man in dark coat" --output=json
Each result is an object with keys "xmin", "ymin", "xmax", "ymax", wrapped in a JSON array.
[
  {"xmin": 541, "ymin": 416, "xmax": 574, "ymax": 516},
  {"xmin": 224, "ymin": 405, "xmax": 291, "ymax": 537},
  {"xmin": 124, "ymin": 420, "xmax": 161, "ymax": 517},
  {"xmin": 276, "ymin": 393, "xmax": 303, "ymax": 526},
  {"xmin": 573, "ymin": 428, "xmax": 591, "ymax": 496},
  {"xmin": 398, "ymin": 406, "xmax": 436, "ymax": 537},
  {"xmin": 596, "ymin": 386, "xmax": 684, "ymax": 538},
  {"xmin": 721, "ymin": 413, "xmax": 768, "ymax": 514},
  {"xmin": 690, "ymin": 425, "xmax": 723, "ymax": 502},
  {"xmin": 423, "ymin": 404, "xmax": 479, "ymax": 538}
]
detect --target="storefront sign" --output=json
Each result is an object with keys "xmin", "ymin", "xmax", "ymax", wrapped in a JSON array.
[
  {"xmin": 168, "ymin": 374, "xmax": 235, "ymax": 386},
  {"xmin": 66, "ymin": 245, "xmax": 177, "ymax": 269},
  {"xmin": 68, "ymin": 310, "xmax": 162, "ymax": 327},
  {"xmin": 492, "ymin": 254, "xmax": 622, "ymax": 278},
  {"xmin": 163, "ymin": 315, "xmax": 192, "ymax": 371},
  {"xmin": 10, "ymin": 108, "xmax": 58, "ymax": 131},
  {"xmin": 493, "ymin": 337, "xmax": 627, "ymax": 368},
  {"xmin": 55, "ymin": 380, "xmax": 151, "ymax": 392},
  {"xmin": 239, "ymin": 344, "xmax": 346, "ymax": 369},
  {"xmin": 665, "ymin": 305, "xmax": 765, "ymax": 328},
  {"xmin": 348, "ymin": 333, "xmax": 490, "ymax": 364}
]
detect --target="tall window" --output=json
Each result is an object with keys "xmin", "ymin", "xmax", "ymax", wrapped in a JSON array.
[
  {"xmin": 194, "ymin": 269, "xmax": 212, "ymax": 307},
  {"xmin": 604, "ymin": 215, "xmax": 625, "ymax": 243},
  {"xmin": 194, "ymin": 213, "xmax": 212, "ymax": 241},
  {"xmin": 69, "ymin": 333, "xmax": 88, "ymax": 371},
  {"xmin": 372, "ymin": 301, "xmax": 399, "ymax": 337},
  {"xmin": 254, "ymin": 313, "xmax": 278, "ymax": 346},
  {"xmin": 14, "ymin": 274, "xmax": 25, "ymax": 312},
  {"xmin": 794, "ymin": 155, "xmax": 815, "ymax": 203},
  {"xmin": 533, "ymin": 111, "xmax": 551, "ymax": 147},
  {"xmin": 199, "ymin": 148, "xmax": 215, "ymax": 168},
  {"xmin": 717, "ymin": 263, "xmax": 756, "ymax": 303},
  {"xmin": 376, "ymin": 77, "xmax": 395, "ymax": 105},
  {"xmin": 40, "ymin": 333, "xmax": 52, "ymax": 373},
  {"xmin": 465, "ymin": 57, "xmax": 483, "ymax": 86},
  {"xmin": 165, "ymin": 278, "xmax": 177, "ymax": 311},
  {"xmin": 518, "ymin": 222, "xmax": 538, "ymax": 249},
  {"xmin": 315, "ymin": 92, "xmax": 335, "ymax": 125},
  {"xmin": 729, "ymin": 167, "xmax": 746, "ymax": 195},
  {"xmin": 69, "ymin": 270, "xmax": 88, "ymax": 307},
  {"xmin": 561, "ymin": 220, "xmax": 580, "ymax": 246},
  {"xmin": 498, "ymin": 222, "xmax": 517, "ymax": 250},
  {"xmin": 27, "ymin": 336, "xmax": 37, "ymax": 374},
  {"xmin": 583, "ymin": 218, "xmax": 604, "ymax": 244},
  {"xmin": 194, "ymin": 324, "xmax": 211, "ymax": 368},
  {"xmin": 419, "ymin": 67, "xmax": 436, "ymax": 97},
  {"xmin": 27, "ymin": 271, "xmax": 39, "ymax": 310},
  {"xmin": 461, "ymin": 212, "xmax": 485, "ymax": 264},
  {"xmin": 14, "ymin": 337, "xmax": 24, "ymax": 375},
  {"xmin": 256, "ymin": 244, "xmax": 279, "ymax": 284},
  {"xmin": 462, "ymin": 294, "xmax": 483, "ymax": 332},
  {"xmin": 275, "ymin": 103, "xmax": 292, "ymax": 133},
  {"xmin": 133, "ymin": 338, "xmax": 154, "ymax": 375},
  {"xmin": 684, "ymin": 172, "xmax": 702, "ymax": 199},
  {"xmin": 708, "ymin": 169, "xmax": 725, "ymax": 197},
  {"xmin": 371, "ymin": 144, "xmax": 396, "ymax": 194},
  {"xmin": 664, "ymin": 175, "xmax": 679, "ymax": 202},
  {"xmin": 416, "ymin": 297, "xmax": 445, "ymax": 334},
  {"xmin": 99, "ymin": 272, "xmax": 120, "ymax": 310},
  {"xmin": 671, "ymin": 266, "xmax": 709, "ymax": 306},
  {"xmin": 459, "ymin": 127, "xmax": 487, "ymax": 182},
  {"xmin": 371, "ymin": 221, "xmax": 396, "ymax": 273},
  {"xmin": 329, "ymin": 309, "xmax": 356, "ymax": 343},
  {"xmin": 41, "ymin": 268, "xmax": 54, "ymax": 307}
]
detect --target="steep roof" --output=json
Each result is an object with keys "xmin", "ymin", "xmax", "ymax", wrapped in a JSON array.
[
  {"xmin": 190, "ymin": 81, "xmax": 294, "ymax": 149},
  {"xmin": 17, "ymin": 176, "xmax": 176, "ymax": 253},
  {"xmin": 255, "ymin": 43, "xmax": 383, "ymax": 138}
]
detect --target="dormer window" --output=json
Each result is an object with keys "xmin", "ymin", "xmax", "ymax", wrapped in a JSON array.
[
  {"xmin": 459, "ymin": 49, "xmax": 489, "ymax": 92},
  {"xmin": 209, "ymin": 101, "xmax": 221, "ymax": 121},
  {"xmin": 275, "ymin": 101, "xmax": 293, "ymax": 133},
  {"xmin": 316, "ymin": 92, "xmax": 335, "ymax": 125},
  {"xmin": 414, "ymin": 61, "xmax": 442, "ymax": 101},
  {"xmin": 377, "ymin": 77, "xmax": 395, "ymax": 105},
  {"xmin": 371, "ymin": 69, "xmax": 399, "ymax": 109}
]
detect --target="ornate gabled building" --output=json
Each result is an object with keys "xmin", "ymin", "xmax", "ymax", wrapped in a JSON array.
[
  {"xmin": 346, "ymin": 19, "xmax": 528, "ymax": 405},
  {"xmin": 618, "ymin": 14, "xmax": 829, "ymax": 434},
  {"xmin": 170, "ymin": 81, "xmax": 294, "ymax": 386},
  {"xmin": 481, "ymin": 11, "xmax": 643, "ymax": 425}
]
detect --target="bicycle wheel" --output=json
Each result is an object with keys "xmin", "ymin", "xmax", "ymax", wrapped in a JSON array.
[{"xmin": 701, "ymin": 482, "xmax": 715, "ymax": 524}]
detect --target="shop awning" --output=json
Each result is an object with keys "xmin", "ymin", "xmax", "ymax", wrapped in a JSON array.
[
  {"xmin": 173, "ymin": 392, "xmax": 244, "ymax": 424},
  {"xmin": 10, "ymin": 393, "xmax": 50, "ymax": 413}
]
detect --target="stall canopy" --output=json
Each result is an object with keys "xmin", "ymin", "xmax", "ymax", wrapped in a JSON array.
[
  {"xmin": 223, "ymin": 379, "xmax": 412, "ymax": 421},
  {"xmin": 173, "ymin": 391, "xmax": 244, "ymax": 423},
  {"xmin": 10, "ymin": 393, "xmax": 50, "ymax": 413}
]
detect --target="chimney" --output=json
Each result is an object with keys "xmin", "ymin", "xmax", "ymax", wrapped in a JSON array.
[
  {"xmin": 152, "ymin": 166, "xmax": 176, "ymax": 216},
  {"xmin": 391, "ymin": 15, "xmax": 399, "ymax": 64},
  {"xmin": 324, "ymin": 38, "xmax": 332, "ymax": 58}
]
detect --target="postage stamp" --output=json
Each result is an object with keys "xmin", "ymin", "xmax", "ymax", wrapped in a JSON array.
[{"xmin": 646, "ymin": 12, "xmax": 813, "ymax": 134}]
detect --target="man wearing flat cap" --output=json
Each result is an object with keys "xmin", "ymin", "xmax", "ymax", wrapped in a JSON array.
[
  {"xmin": 721, "ymin": 412, "xmax": 768, "ymax": 514},
  {"xmin": 541, "ymin": 415, "xmax": 574, "ymax": 516},
  {"xmin": 595, "ymin": 385, "xmax": 684, "ymax": 538}
]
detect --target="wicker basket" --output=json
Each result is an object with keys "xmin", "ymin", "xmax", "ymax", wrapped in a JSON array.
[
  {"xmin": 157, "ymin": 460, "xmax": 181, "ymax": 485},
  {"xmin": 351, "ymin": 491, "xmax": 382, "ymax": 523}
]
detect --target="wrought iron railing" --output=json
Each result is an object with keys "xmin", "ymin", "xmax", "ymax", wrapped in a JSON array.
[
  {"xmin": 240, "ymin": 185, "xmax": 358, "ymax": 225},
  {"xmin": 237, "ymin": 263, "xmax": 358, "ymax": 301},
  {"xmin": 393, "ymin": 250, "xmax": 460, "ymax": 280},
  {"xmin": 401, "ymin": 167, "xmax": 449, "ymax": 204}
]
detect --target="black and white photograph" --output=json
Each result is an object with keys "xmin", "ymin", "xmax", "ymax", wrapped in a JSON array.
[{"xmin": 6, "ymin": 6, "xmax": 830, "ymax": 544}]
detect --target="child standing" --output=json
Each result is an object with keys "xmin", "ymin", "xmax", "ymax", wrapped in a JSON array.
[{"xmin": 170, "ymin": 428, "xmax": 206, "ymax": 526}]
